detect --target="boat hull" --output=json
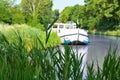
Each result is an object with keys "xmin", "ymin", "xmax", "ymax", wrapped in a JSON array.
[{"xmin": 58, "ymin": 29, "xmax": 89, "ymax": 45}]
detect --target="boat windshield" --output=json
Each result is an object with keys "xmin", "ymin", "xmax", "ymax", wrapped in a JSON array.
[
  {"xmin": 52, "ymin": 22, "xmax": 77, "ymax": 30},
  {"xmin": 53, "ymin": 25, "xmax": 57, "ymax": 28}
]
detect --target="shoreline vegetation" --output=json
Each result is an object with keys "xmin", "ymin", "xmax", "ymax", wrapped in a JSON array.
[
  {"xmin": 0, "ymin": 23, "xmax": 120, "ymax": 79},
  {"xmin": 0, "ymin": 0, "xmax": 120, "ymax": 79},
  {"xmin": 0, "ymin": 24, "xmax": 61, "ymax": 51},
  {"xmin": 89, "ymin": 30, "xmax": 120, "ymax": 37}
]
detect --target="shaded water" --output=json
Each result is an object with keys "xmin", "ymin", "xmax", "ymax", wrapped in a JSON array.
[
  {"xmin": 58, "ymin": 34, "xmax": 120, "ymax": 79},
  {"xmin": 87, "ymin": 34, "xmax": 120, "ymax": 67},
  {"xmin": 59, "ymin": 45, "xmax": 88, "ymax": 78},
  {"xmin": 60, "ymin": 34, "xmax": 120, "ymax": 68}
]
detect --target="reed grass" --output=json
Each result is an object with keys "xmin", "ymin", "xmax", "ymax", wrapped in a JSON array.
[
  {"xmin": 0, "ymin": 24, "xmax": 61, "ymax": 51},
  {"xmin": 0, "ymin": 32, "xmax": 84, "ymax": 80},
  {"xmin": 0, "ymin": 23, "xmax": 120, "ymax": 79},
  {"xmin": 0, "ymin": 31, "xmax": 120, "ymax": 80}
]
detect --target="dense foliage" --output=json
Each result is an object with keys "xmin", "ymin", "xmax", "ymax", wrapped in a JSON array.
[
  {"xmin": 0, "ymin": 0, "xmax": 59, "ymax": 29},
  {"xmin": 60, "ymin": 0, "xmax": 120, "ymax": 31},
  {"xmin": 0, "ymin": 0, "xmax": 120, "ymax": 31}
]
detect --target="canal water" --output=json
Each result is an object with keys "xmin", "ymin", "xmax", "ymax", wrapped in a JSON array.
[
  {"xmin": 87, "ymin": 34, "xmax": 120, "ymax": 67},
  {"xmin": 58, "ymin": 34, "xmax": 120, "ymax": 78},
  {"xmin": 60, "ymin": 34, "xmax": 120, "ymax": 69}
]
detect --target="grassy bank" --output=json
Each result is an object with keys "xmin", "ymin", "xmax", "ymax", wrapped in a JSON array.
[
  {"xmin": 0, "ymin": 24, "xmax": 120, "ymax": 79},
  {"xmin": 89, "ymin": 30, "xmax": 120, "ymax": 36},
  {"xmin": 0, "ymin": 32, "xmax": 120, "ymax": 79},
  {"xmin": 0, "ymin": 24, "xmax": 61, "ymax": 51}
]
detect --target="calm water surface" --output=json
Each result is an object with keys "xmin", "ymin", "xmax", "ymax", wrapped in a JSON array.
[
  {"xmin": 87, "ymin": 34, "xmax": 120, "ymax": 66},
  {"xmin": 59, "ymin": 34, "xmax": 120, "ymax": 77},
  {"xmin": 60, "ymin": 34, "xmax": 120, "ymax": 67}
]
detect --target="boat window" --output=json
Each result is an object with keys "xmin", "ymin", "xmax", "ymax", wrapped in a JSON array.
[
  {"xmin": 66, "ymin": 26, "xmax": 69, "ymax": 29},
  {"xmin": 53, "ymin": 25, "xmax": 57, "ymax": 28},
  {"xmin": 69, "ymin": 26, "xmax": 73, "ymax": 29},
  {"xmin": 65, "ymin": 25, "xmax": 69, "ymax": 29},
  {"xmin": 59, "ymin": 25, "xmax": 64, "ymax": 29}
]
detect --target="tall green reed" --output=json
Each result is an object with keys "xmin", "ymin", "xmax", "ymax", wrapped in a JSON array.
[
  {"xmin": 0, "ymin": 17, "xmax": 120, "ymax": 80},
  {"xmin": 102, "ymin": 47, "xmax": 120, "ymax": 80},
  {"xmin": 86, "ymin": 47, "xmax": 120, "ymax": 80},
  {"xmin": 0, "ymin": 15, "xmax": 86, "ymax": 80}
]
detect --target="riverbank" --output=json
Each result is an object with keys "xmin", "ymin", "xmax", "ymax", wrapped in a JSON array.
[
  {"xmin": 0, "ymin": 24, "xmax": 120, "ymax": 79},
  {"xmin": 89, "ymin": 30, "xmax": 120, "ymax": 37},
  {"xmin": 0, "ymin": 36, "xmax": 120, "ymax": 79},
  {"xmin": 0, "ymin": 24, "xmax": 61, "ymax": 51}
]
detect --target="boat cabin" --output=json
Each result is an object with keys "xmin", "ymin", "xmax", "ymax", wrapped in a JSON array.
[
  {"xmin": 51, "ymin": 22, "xmax": 89, "ymax": 45},
  {"xmin": 52, "ymin": 22, "xmax": 77, "ymax": 31}
]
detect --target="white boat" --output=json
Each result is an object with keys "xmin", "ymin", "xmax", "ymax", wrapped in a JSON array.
[{"xmin": 52, "ymin": 22, "xmax": 89, "ymax": 45}]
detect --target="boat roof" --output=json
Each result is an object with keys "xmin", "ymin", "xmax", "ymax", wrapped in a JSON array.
[{"xmin": 54, "ymin": 21, "xmax": 76, "ymax": 25}]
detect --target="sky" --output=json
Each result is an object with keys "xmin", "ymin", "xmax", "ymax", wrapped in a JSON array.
[
  {"xmin": 52, "ymin": 0, "xmax": 85, "ymax": 12},
  {"xmin": 16, "ymin": 0, "xmax": 85, "ymax": 12}
]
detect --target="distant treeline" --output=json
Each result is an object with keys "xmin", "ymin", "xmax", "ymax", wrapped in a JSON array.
[
  {"xmin": 0, "ymin": 0, "xmax": 59, "ymax": 29},
  {"xmin": 60, "ymin": 0, "xmax": 120, "ymax": 31},
  {"xmin": 0, "ymin": 0, "xmax": 120, "ymax": 31}
]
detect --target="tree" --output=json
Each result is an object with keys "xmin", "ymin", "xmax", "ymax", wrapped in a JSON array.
[
  {"xmin": 84, "ymin": 0, "xmax": 120, "ymax": 30},
  {"xmin": 60, "ymin": 5, "xmax": 87, "ymax": 29},
  {"xmin": 0, "ymin": 0, "xmax": 12, "ymax": 24},
  {"xmin": 60, "ymin": 6, "xmax": 73, "ymax": 23},
  {"xmin": 21, "ymin": 0, "xmax": 53, "ymax": 27},
  {"xmin": 51, "ymin": 9, "xmax": 60, "ymax": 22},
  {"xmin": 9, "ymin": 5, "xmax": 25, "ymax": 24}
]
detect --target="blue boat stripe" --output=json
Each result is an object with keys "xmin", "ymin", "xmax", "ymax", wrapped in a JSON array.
[{"xmin": 60, "ymin": 33, "xmax": 88, "ymax": 37}]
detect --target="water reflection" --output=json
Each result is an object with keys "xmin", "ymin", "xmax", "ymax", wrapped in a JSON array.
[
  {"xmin": 72, "ymin": 45, "xmax": 88, "ymax": 79},
  {"xmin": 59, "ymin": 34, "xmax": 120, "ymax": 79},
  {"xmin": 87, "ymin": 34, "xmax": 120, "ymax": 68},
  {"xmin": 59, "ymin": 45, "xmax": 88, "ymax": 78}
]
